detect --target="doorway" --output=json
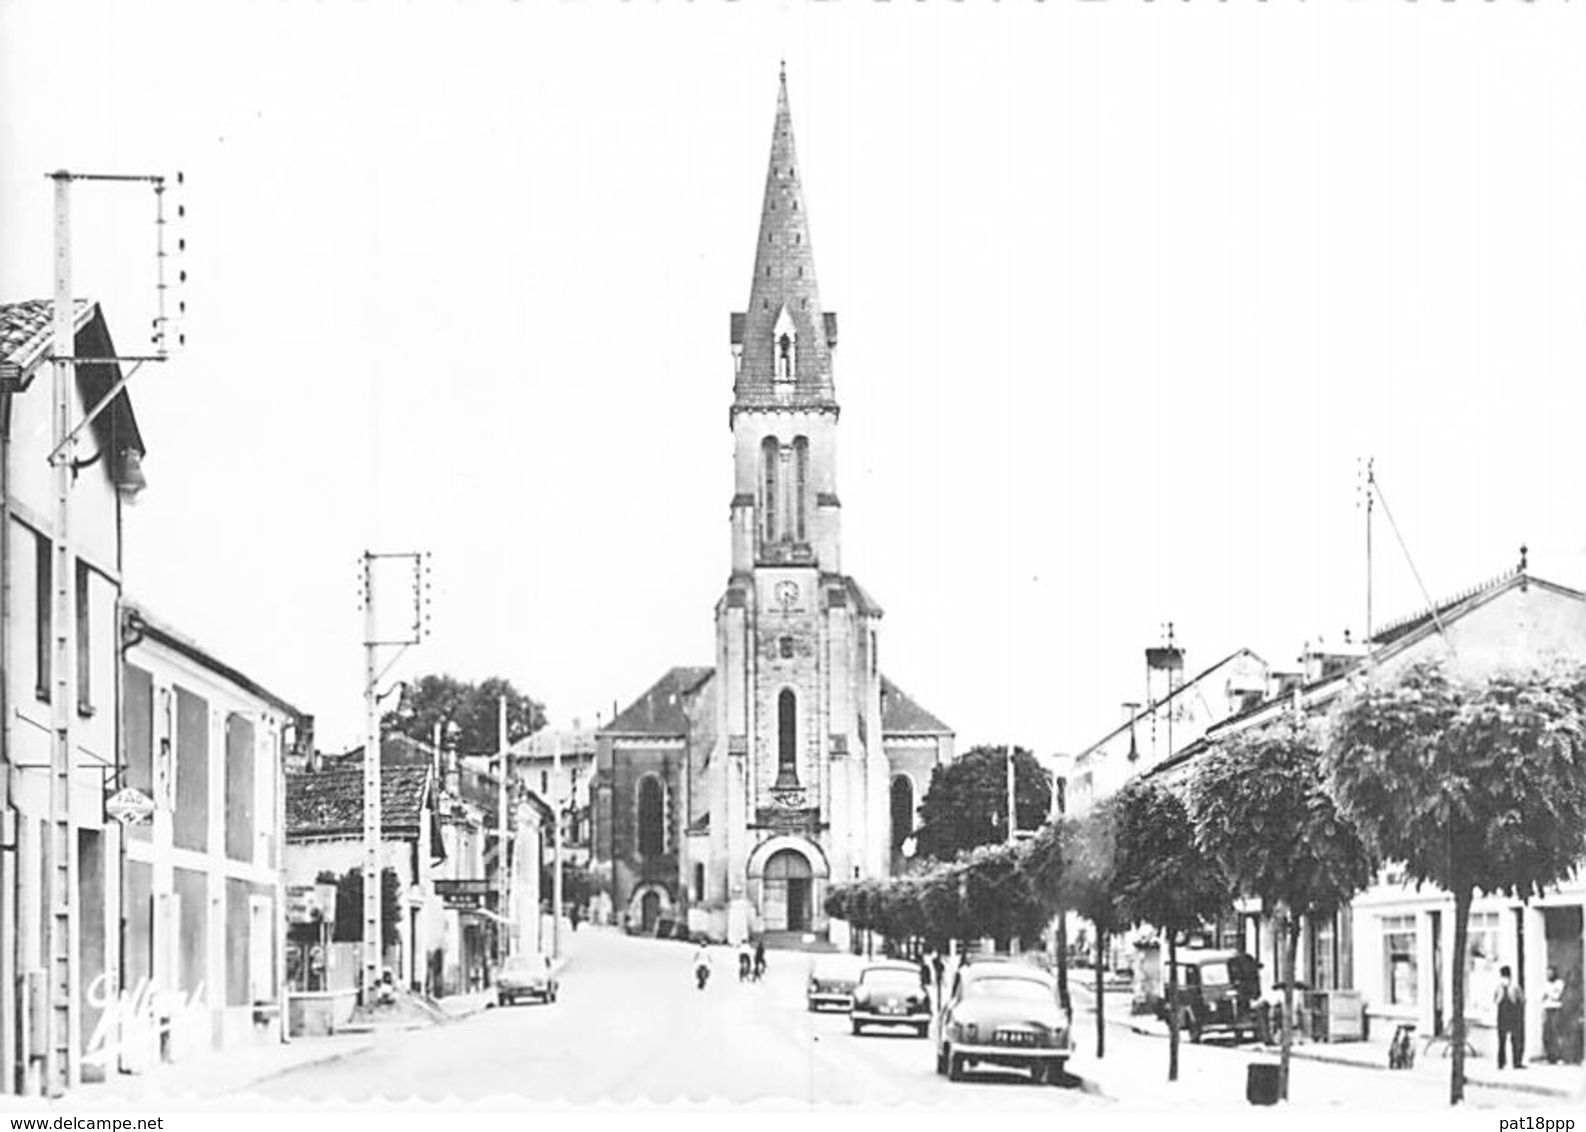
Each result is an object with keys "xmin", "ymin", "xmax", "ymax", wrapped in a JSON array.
[
  {"xmin": 639, "ymin": 891, "xmax": 661, "ymax": 934},
  {"xmin": 1544, "ymin": 906, "xmax": 1583, "ymax": 1063},
  {"xmin": 1430, "ymin": 910, "xmax": 1444, "ymax": 1037},
  {"xmin": 763, "ymin": 850, "xmax": 813, "ymax": 933}
]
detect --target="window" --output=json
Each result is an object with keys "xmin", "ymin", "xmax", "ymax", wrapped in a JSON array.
[
  {"xmin": 541, "ymin": 770, "xmax": 549, "ymax": 796},
  {"xmin": 1382, "ymin": 914, "xmax": 1418, "ymax": 1006},
  {"xmin": 1467, "ymin": 910, "xmax": 1502, "ymax": 1019},
  {"xmin": 1309, "ymin": 916, "xmax": 1336, "ymax": 991},
  {"xmin": 776, "ymin": 689, "xmax": 798, "ymax": 787},
  {"xmin": 75, "ymin": 560, "xmax": 92, "ymax": 715},
  {"xmin": 694, "ymin": 864, "xmax": 705, "ymax": 902},
  {"xmin": 793, "ymin": 437, "xmax": 808, "ymax": 542},
  {"xmin": 35, "ymin": 529, "xmax": 51, "ymax": 701},
  {"xmin": 890, "ymin": 776, "xmax": 914, "ymax": 849},
  {"xmin": 637, "ymin": 775, "xmax": 665, "ymax": 857},
  {"xmin": 761, "ymin": 437, "xmax": 780, "ymax": 542},
  {"xmin": 779, "ymin": 636, "xmax": 794, "ymax": 659}
]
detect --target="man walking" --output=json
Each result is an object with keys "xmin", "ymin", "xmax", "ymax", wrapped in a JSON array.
[
  {"xmin": 1542, "ymin": 966, "xmax": 1566, "ymax": 1064},
  {"xmin": 1495, "ymin": 965, "xmax": 1526, "ymax": 1069}
]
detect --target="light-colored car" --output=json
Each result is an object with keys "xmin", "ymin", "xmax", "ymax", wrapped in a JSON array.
[
  {"xmin": 850, "ymin": 961, "xmax": 931, "ymax": 1037},
  {"xmin": 936, "ymin": 960, "xmax": 1071, "ymax": 1084},
  {"xmin": 806, "ymin": 953, "xmax": 867, "ymax": 1012},
  {"xmin": 497, "ymin": 952, "xmax": 558, "ymax": 1006}
]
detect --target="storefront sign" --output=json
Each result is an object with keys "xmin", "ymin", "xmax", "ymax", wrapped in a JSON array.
[{"xmin": 436, "ymin": 879, "xmax": 496, "ymax": 911}]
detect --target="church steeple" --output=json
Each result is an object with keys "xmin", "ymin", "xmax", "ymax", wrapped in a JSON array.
[{"xmin": 731, "ymin": 68, "xmax": 837, "ymax": 414}]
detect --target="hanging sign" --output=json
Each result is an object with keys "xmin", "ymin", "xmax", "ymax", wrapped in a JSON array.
[{"xmin": 105, "ymin": 786, "xmax": 155, "ymax": 826}]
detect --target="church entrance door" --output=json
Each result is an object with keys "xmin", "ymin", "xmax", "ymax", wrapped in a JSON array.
[
  {"xmin": 763, "ymin": 849, "xmax": 814, "ymax": 932},
  {"xmin": 640, "ymin": 891, "xmax": 661, "ymax": 934}
]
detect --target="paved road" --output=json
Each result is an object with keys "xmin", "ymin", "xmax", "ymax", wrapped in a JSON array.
[{"xmin": 255, "ymin": 930, "xmax": 1105, "ymax": 1108}]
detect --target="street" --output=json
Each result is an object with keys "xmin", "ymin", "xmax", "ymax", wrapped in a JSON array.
[
  {"xmin": 243, "ymin": 930, "xmax": 1578, "ymax": 1111},
  {"xmin": 254, "ymin": 930, "xmax": 1106, "ymax": 1109}
]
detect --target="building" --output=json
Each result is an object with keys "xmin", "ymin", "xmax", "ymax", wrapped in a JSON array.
[
  {"xmin": 1150, "ymin": 559, "xmax": 1586, "ymax": 1061},
  {"xmin": 510, "ymin": 724, "xmax": 596, "ymax": 871},
  {"xmin": 285, "ymin": 736, "xmax": 549, "ymax": 1008},
  {"xmin": 117, "ymin": 602, "xmax": 307, "ymax": 1075},
  {"xmin": 0, "ymin": 299, "xmax": 146, "ymax": 1094},
  {"xmin": 592, "ymin": 73, "xmax": 954, "ymax": 946}
]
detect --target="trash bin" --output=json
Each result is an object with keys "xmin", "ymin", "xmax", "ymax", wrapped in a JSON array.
[{"xmin": 1246, "ymin": 1061, "xmax": 1281, "ymax": 1106}]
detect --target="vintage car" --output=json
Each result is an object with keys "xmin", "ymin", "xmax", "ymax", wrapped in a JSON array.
[
  {"xmin": 1157, "ymin": 949, "xmax": 1263, "ymax": 1043},
  {"xmin": 806, "ymin": 953, "xmax": 868, "ymax": 1012},
  {"xmin": 935, "ymin": 959, "xmax": 1071, "ymax": 1084},
  {"xmin": 497, "ymin": 952, "xmax": 559, "ymax": 1006},
  {"xmin": 850, "ymin": 961, "xmax": 931, "ymax": 1036}
]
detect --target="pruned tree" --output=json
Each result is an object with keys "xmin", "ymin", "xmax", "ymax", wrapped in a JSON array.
[
  {"xmin": 914, "ymin": 745, "xmax": 1052, "ymax": 861},
  {"xmin": 325, "ymin": 866, "xmax": 402, "ymax": 947},
  {"xmin": 383, "ymin": 673, "xmax": 546, "ymax": 755},
  {"xmin": 1329, "ymin": 658, "xmax": 1586, "ymax": 1105},
  {"xmin": 1193, "ymin": 718, "xmax": 1376, "ymax": 1102},
  {"xmin": 1052, "ymin": 801, "xmax": 1126, "ymax": 1058},
  {"xmin": 1113, "ymin": 777, "xmax": 1233, "ymax": 1082}
]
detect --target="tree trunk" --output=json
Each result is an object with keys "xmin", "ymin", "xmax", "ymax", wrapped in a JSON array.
[
  {"xmin": 1167, "ymin": 932, "xmax": 1180, "ymax": 1082},
  {"xmin": 1280, "ymin": 906, "xmax": 1299, "ymax": 1102},
  {"xmin": 1056, "ymin": 915, "xmax": 1071, "ymax": 1014},
  {"xmin": 1095, "ymin": 929, "xmax": 1107, "ymax": 1059},
  {"xmin": 1450, "ymin": 884, "xmax": 1472, "ymax": 1106}
]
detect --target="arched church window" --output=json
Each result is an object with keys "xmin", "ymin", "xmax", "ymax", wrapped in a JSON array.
[
  {"xmin": 891, "ymin": 776, "xmax": 915, "ymax": 849},
  {"xmin": 637, "ymin": 775, "xmax": 665, "ymax": 857},
  {"xmin": 776, "ymin": 689, "xmax": 799, "ymax": 787},
  {"xmin": 778, "ymin": 334, "xmax": 793, "ymax": 379},
  {"xmin": 793, "ymin": 437, "xmax": 809, "ymax": 542},
  {"xmin": 761, "ymin": 437, "xmax": 780, "ymax": 542},
  {"xmin": 773, "ymin": 306, "xmax": 796, "ymax": 383}
]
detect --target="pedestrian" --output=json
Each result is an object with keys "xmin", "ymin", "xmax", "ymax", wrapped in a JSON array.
[
  {"xmin": 1543, "ymin": 966, "xmax": 1566, "ymax": 1064},
  {"xmin": 932, "ymin": 952, "xmax": 945, "ymax": 992},
  {"xmin": 918, "ymin": 953, "xmax": 932, "ymax": 993},
  {"xmin": 738, "ymin": 941, "xmax": 753, "ymax": 982},
  {"xmin": 1495, "ymin": 965, "xmax": 1527, "ymax": 1069},
  {"xmin": 753, "ymin": 939, "xmax": 767, "ymax": 981},
  {"xmin": 692, "ymin": 943, "xmax": 713, "ymax": 991}
]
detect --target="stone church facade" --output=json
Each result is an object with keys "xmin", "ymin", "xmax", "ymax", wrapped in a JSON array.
[{"xmin": 593, "ymin": 73, "xmax": 953, "ymax": 945}]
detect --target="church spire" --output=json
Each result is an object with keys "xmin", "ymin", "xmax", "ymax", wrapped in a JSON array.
[{"xmin": 732, "ymin": 68, "xmax": 837, "ymax": 412}]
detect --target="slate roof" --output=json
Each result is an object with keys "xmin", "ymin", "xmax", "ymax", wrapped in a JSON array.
[
  {"xmin": 880, "ymin": 675, "xmax": 951, "ymax": 736},
  {"xmin": 0, "ymin": 299, "xmax": 146, "ymax": 458},
  {"xmin": 603, "ymin": 667, "xmax": 714, "ymax": 736},
  {"xmin": 286, "ymin": 764, "xmax": 432, "ymax": 839}
]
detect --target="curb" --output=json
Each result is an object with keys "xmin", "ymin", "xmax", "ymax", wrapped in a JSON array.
[{"xmin": 234, "ymin": 1037, "xmax": 381, "ymax": 1094}]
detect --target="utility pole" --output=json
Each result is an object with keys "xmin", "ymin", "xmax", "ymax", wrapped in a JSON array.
[
  {"xmin": 497, "ymin": 695, "xmax": 509, "ymax": 961},
  {"xmin": 552, "ymin": 731, "xmax": 564, "ymax": 959},
  {"xmin": 41, "ymin": 169, "xmax": 177, "ymax": 1097},
  {"xmin": 1005, "ymin": 744, "xmax": 1016, "ymax": 845},
  {"xmin": 359, "ymin": 551, "xmax": 428, "ymax": 1005}
]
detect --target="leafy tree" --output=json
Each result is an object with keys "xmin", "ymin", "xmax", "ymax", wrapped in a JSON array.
[
  {"xmin": 914, "ymin": 745, "xmax": 1051, "ymax": 861},
  {"xmin": 1050, "ymin": 802, "xmax": 1127, "ymax": 1058},
  {"xmin": 1113, "ymin": 778, "xmax": 1233, "ymax": 1082},
  {"xmin": 383, "ymin": 673, "xmax": 546, "ymax": 755},
  {"xmin": 324, "ymin": 866, "xmax": 402, "ymax": 946},
  {"xmin": 1022, "ymin": 818, "xmax": 1071, "ymax": 1012},
  {"xmin": 1329, "ymin": 658, "xmax": 1586, "ymax": 1105},
  {"xmin": 1193, "ymin": 719, "xmax": 1375, "ymax": 1102}
]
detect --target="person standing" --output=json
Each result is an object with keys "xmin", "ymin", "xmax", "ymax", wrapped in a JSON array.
[
  {"xmin": 1495, "ymin": 965, "xmax": 1527, "ymax": 1069},
  {"xmin": 1542, "ymin": 966, "xmax": 1566, "ymax": 1064}
]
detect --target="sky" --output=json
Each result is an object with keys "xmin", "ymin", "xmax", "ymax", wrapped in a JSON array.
[{"xmin": 2, "ymin": 0, "xmax": 1584, "ymax": 760}]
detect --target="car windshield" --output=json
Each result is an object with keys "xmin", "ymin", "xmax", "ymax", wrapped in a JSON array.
[
  {"xmin": 861, "ymin": 971, "xmax": 919, "ymax": 990},
  {"xmin": 965, "ymin": 977, "xmax": 1053, "ymax": 1003},
  {"xmin": 504, "ymin": 955, "xmax": 546, "ymax": 974},
  {"xmin": 1178, "ymin": 962, "xmax": 1230, "ymax": 986}
]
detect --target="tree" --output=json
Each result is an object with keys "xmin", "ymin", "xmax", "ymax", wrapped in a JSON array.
[
  {"xmin": 1113, "ymin": 777, "xmax": 1233, "ymax": 1082},
  {"xmin": 1048, "ymin": 801, "xmax": 1127, "ymax": 1058},
  {"xmin": 1329, "ymin": 658, "xmax": 1586, "ymax": 1105},
  {"xmin": 383, "ymin": 673, "xmax": 546, "ymax": 755},
  {"xmin": 914, "ymin": 745, "xmax": 1051, "ymax": 861},
  {"xmin": 323, "ymin": 867, "xmax": 402, "ymax": 947},
  {"xmin": 1193, "ymin": 718, "xmax": 1376, "ymax": 1102}
]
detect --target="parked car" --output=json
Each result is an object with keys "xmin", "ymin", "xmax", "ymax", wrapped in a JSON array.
[
  {"xmin": 806, "ymin": 953, "xmax": 867, "ymax": 1012},
  {"xmin": 497, "ymin": 952, "xmax": 558, "ymax": 1006},
  {"xmin": 936, "ymin": 960, "xmax": 1071, "ymax": 1084},
  {"xmin": 850, "ymin": 961, "xmax": 931, "ymax": 1036},
  {"xmin": 1156, "ymin": 949, "xmax": 1262, "ymax": 1043}
]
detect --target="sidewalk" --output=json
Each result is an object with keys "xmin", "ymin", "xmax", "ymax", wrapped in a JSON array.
[
  {"xmin": 53, "ymin": 942, "xmax": 579, "ymax": 1104},
  {"xmin": 1072, "ymin": 983, "xmax": 1582, "ymax": 1104}
]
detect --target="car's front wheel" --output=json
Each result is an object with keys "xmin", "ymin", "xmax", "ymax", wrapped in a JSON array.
[
  {"xmin": 948, "ymin": 1052, "xmax": 967, "ymax": 1082},
  {"xmin": 936, "ymin": 1044, "xmax": 949, "ymax": 1076},
  {"xmin": 851, "ymin": 1019, "xmax": 863, "ymax": 1035}
]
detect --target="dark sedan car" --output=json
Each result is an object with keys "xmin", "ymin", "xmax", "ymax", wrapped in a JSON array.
[
  {"xmin": 850, "ymin": 961, "xmax": 931, "ymax": 1036},
  {"xmin": 936, "ymin": 961, "xmax": 1071, "ymax": 1084},
  {"xmin": 807, "ymin": 954, "xmax": 867, "ymax": 1012}
]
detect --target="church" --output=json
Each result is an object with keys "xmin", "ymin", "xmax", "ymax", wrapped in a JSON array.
[{"xmin": 592, "ymin": 72, "xmax": 954, "ymax": 946}]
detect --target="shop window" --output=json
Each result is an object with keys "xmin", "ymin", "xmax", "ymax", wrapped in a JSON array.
[{"xmin": 1382, "ymin": 914, "xmax": 1418, "ymax": 1007}]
